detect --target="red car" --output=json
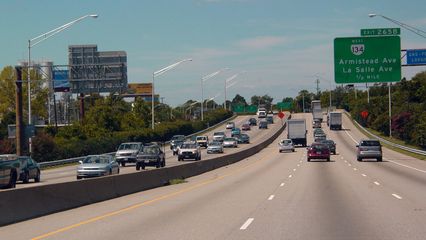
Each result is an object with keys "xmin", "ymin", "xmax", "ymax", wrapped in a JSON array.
[
  {"xmin": 307, "ymin": 143, "xmax": 330, "ymax": 161},
  {"xmin": 241, "ymin": 124, "xmax": 251, "ymax": 131}
]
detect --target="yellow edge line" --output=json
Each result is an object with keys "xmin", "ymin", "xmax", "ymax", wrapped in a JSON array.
[{"xmin": 32, "ymin": 157, "xmax": 262, "ymax": 240}]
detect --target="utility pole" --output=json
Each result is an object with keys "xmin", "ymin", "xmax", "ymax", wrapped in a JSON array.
[
  {"xmin": 315, "ymin": 78, "xmax": 320, "ymax": 97},
  {"xmin": 15, "ymin": 66, "xmax": 24, "ymax": 156}
]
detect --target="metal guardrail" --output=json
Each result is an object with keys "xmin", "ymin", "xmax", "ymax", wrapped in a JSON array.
[
  {"xmin": 39, "ymin": 114, "xmax": 238, "ymax": 168},
  {"xmin": 344, "ymin": 111, "xmax": 426, "ymax": 156}
]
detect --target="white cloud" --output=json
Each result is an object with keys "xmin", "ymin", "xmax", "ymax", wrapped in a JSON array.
[{"xmin": 237, "ymin": 36, "xmax": 287, "ymax": 50}]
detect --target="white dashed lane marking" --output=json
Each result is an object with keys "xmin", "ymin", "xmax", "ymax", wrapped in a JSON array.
[
  {"xmin": 240, "ymin": 218, "xmax": 254, "ymax": 230},
  {"xmin": 374, "ymin": 181, "xmax": 380, "ymax": 186},
  {"xmin": 268, "ymin": 195, "xmax": 275, "ymax": 201},
  {"xmin": 392, "ymin": 194, "xmax": 403, "ymax": 200}
]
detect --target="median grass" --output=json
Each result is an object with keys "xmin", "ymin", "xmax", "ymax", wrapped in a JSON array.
[
  {"xmin": 345, "ymin": 112, "xmax": 426, "ymax": 161},
  {"xmin": 168, "ymin": 178, "xmax": 187, "ymax": 185}
]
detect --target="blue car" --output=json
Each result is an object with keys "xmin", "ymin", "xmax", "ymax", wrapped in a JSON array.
[{"xmin": 231, "ymin": 127, "xmax": 241, "ymax": 137}]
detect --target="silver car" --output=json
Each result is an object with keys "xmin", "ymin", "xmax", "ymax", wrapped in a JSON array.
[
  {"xmin": 115, "ymin": 142, "xmax": 143, "ymax": 166},
  {"xmin": 278, "ymin": 139, "xmax": 295, "ymax": 152},
  {"xmin": 77, "ymin": 155, "xmax": 120, "ymax": 179},
  {"xmin": 356, "ymin": 139, "xmax": 382, "ymax": 161},
  {"xmin": 207, "ymin": 141, "xmax": 224, "ymax": 154},
  {"xmin": 223, "ymin": 137, "xmax": 238, "ymax": 148}
]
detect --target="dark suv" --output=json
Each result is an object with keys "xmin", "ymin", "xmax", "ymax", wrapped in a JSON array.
[
  {"xmin": 136, "ymin": 144, "xmax": 165, "ymax": 170},
  {"xmin": 356, "ymin": 139, "xmax": 382, "ymax": 161}
]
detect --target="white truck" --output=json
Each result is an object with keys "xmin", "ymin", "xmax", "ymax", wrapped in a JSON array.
[
  {"xmin": 329, "ymin": 112, "xmax": 342, "ymax": 130},
  {"xmin": 311, "ymin": 100, "xmax": 322, "ymax": 122},
  {"xmin": 287, "ymin": 119, "xmax": 307, "ymax": 147}
]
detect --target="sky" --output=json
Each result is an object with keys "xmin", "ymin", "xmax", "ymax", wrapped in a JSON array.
[{"xmin": 1, "ymin": 0, "xmax": 426, "ymax": 106}]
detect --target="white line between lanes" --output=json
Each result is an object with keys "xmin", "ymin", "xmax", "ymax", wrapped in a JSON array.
[
  {"xmin": 353, "ymin": 168, "xmax": 358, "ymax": 171},
  {"xmin": 268, "ymin": 195, "xmax": 275, "ymax": 200},
  {"xmin": 374, "ymin": 181, "xmax": 380, "ymax": 186},
  {"xmin": 288, "ymin": 175, "xmax": 292, "ymax": 178},
  {"xmin": 293, "ymin": 169, "xmax": 296, "ymax": 172},
  {"xmin": 280, "ymin": 183, "xmax": 285, "ymax": 187},
  {"xmin": 361, "ymin": 174, "xmax": 367, "ymax": 177},
  {"xmin": 240, "ymin": 218, "xmax": 254, "ymax": 230},
  {"xmin": 392, "ymin": 194, "xmax": 402, "ymax": 200}
]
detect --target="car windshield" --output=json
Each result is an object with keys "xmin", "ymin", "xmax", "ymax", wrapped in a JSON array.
[
  {"xmin": 196, "ymin": 136, "xmax": 206, "ymax": 140},
  {"xmin": 83, "ymin": 156, "xmax": 110, "ymax": 164},
  {"xmin": 118, "ymin": 143, "xmax": 140, "ymax": 150},
  {"xmin": 209, "ymin": 142, "xmax": 221, "ymax": 146},
  {"xmin": 172, "ymin": 135, "xmax": 185, "ymax": 141},
  {"xmin": 181, "ymin": 144, "xmax": 196, "ymax": 149},
  {"xmin": 241, "ymin": 134, "xmax": 249, "ymax": 138},
  {"xmin": 312, "ymin": 145, "xmax": 328, "ymax": 151},
  {"xmin": 224, "ymin": 138, "xmax": 235, "ymax": 141},
  {"xmin": 361, "ymin": 140, "xmax": 380, "ymax": 146},
  {"xmin": 143, "ymin": 146, "xmax": 159, "ymax": 154},
  {"xmin": 281, "ymin": 140, "xmax": 292, "ymax": 145},
  {"xmin": 214, "ymin": 132, "xmax": 225, "ymax": 136},
  {"xmin": 0, "ymin": 155, "xmax": 18, "ymax": 161}
]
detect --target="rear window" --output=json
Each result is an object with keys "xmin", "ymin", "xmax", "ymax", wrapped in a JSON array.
[{"xmin": 360, "ymin": 140, "xmax": 381, "ymax": 146}]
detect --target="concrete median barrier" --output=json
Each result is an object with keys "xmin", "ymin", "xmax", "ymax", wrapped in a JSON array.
[{"xmin": 0, "ymin": 116, "xmax": 288, "ymax": 226}]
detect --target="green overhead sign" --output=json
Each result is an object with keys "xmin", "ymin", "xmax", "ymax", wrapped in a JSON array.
[
  {"xmin": 276, "ymin": 102, "xmax": 292, "ymax": 110},
  {"xmin": 361, "ymin": 28, "xmax": 400, "ymax": 36},
  {"xmin": 334, "ymin": 36, "xmax": 401, "ymax": 83}
]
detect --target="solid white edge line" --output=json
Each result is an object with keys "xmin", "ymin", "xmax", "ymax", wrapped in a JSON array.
[
  {"xmin": 345, "ymin": 123, "xmax": 426, "ymax": 174},
  {"xmin": 374, "ymin": 181, "xmax": 380, "ymax": 186},
  {"xmin": 268, "ymin": 195, "xmax": 275, "ymax": 200},
  {"xmin": 392, "ymin": 194, "xmax": 402, "ymax": 200},
  {"xmin": 240, "ymin": 218, "xmax": 254, "ymax": 230}
]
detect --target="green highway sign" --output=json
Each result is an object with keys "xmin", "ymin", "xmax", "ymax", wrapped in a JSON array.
[
  {"xmin": 334, "ymin": 36, "xmax": 401, "ymax": 83},
  {"xmin": 361, "ymin": 28, "xmax": 400, "ymax": 36},
  {"xmin": 276, "ymin": 102, "xmax": 292, "ymax": 110}
]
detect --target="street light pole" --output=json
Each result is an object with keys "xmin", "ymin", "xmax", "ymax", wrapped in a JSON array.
[
  {"xmin": 224, "ymin": 73, "xmax": 241, "ymax": 110},
  {"xmin": 27, "ymin": 14, "xmax": 98, "ymax": 153},
  {"xmin": 152, "ymin": 58, "xmax": 192, "ymax": 129},
  {"xmin": 369, "ymin": 13, "xmax": 426, "ymax": 39},
  {"xmin": 201, "ymin": 68, "xmax": 228, "ymax": 121}
]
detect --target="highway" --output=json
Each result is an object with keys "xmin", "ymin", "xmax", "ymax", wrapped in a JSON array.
[
  {"xmin": 2, "ymin": 113, "xmax": 426, "ymax": 240},
  {"xmin": 8, "ymin": 115, "xmax": 284, "ymax": 189}
]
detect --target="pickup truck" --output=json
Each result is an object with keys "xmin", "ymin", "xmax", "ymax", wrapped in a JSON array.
[
  {"xmin": 196, "ymin": 136, "xmax": 209, "ymax": 148},
  {"xmin": 0, "ymin": 155, "xmax": 19, "ymax": 189}
]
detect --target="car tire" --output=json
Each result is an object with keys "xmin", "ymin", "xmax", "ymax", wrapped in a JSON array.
[
  {"xmin": 35, "ymin": 170, "xmax": 41, "ymax": 182},
  {"xmin": 136, "ymin": 163, "xmax": 141, "ymax": 171},
  {"xmin": 279, "ymin": 150, "xmax": 282, "ymax": 153},
  {"xmin": 162, "ymin": 160, "xmax": 166, "ymax": 167},
  {"xmin": 377, "ymin": 157, "xmax": 382, "ymax": 162},
  {"xmin": 357, "ymin": 157, "xmax": 362, "ymax": 162},
  {"xmin": 7, "ymin": 170, "xmax": 17, "ymax": 189},
  {"xmin": 121, "ymin": 162, "xmax": 126, "ymax": 167},
  {"xmin": 292, "ymin": 149, "xmax": 295, "ymax": 152},
  {"xmin": 141, "ymin": 164, "xmax": 145, "ymax": 170},
  {"xmin": 156, "ymin": 161, "xmax": 161, "ymax": 168},
  {"xmin": 22, "ymin": 171, "xmax": 30, "ymax": 183},
  {"xmin": 77, "ymin": 176, "xmax": 82, "ymax": 180},
  {"xmin": 117, "ymin": 168, "xmax": 120, "ymax": 174},
  {"xmin": 198, "ymin": 155, "xmax": 202, "ymax": 161},
  {"xmin": 307, "ymin": 158, "xmax": 311, "ymax": 162},
  {"xmin": 327, "ymin": 157, "xmax": 330, "ymax": 161},
  {"xmin": 109, "ymin": 169, "xmax": 112, "ymax": 175}
]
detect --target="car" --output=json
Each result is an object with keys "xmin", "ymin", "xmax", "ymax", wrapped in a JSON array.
[
  {"xmin": 196, "ymin": 136, "xmax": 209, "ymax": 148},
  {"xmin": 237, "ymin": 133, "xmax": 250, "ymax": 144},
  {"xmin": 248, "ymin": 118, "xmax": 257, "ymax": 126},
  {"xmin": 170, "ymin": 135, "xmax": 185, "ymax": 150},
  {"xmin": 278, "ymin": 139, "xmax": 295, "ymax": 152},
  {"xmin": 258, "ymin": 111, "xmax": 267, "ymax": 118},
  {"xmin": 313, "ymin": 128, "xmax": 325, "ymax": 135},
  {"xmin": 178, "ymin": 142, "xmax": 201, "ymax": 161},
  {"xmin": 171, "ymin": 140, "xmax": 184, "ymax": 155},
  {"xmin": 136, "ymin": 144, "xmax": 165, "ymax": 170},
  {"xmin": 0, "ymin": 155, "xmax": 41, "ymax": 185},
  {"xmin": 259, "ymin": 120, "xmax": 268, "ymax": 129},
  {"xmin": 241, "ymin": 123, "xmax": 251, "ymax": 131},
  {"xmin": 266, "ymin": 115, "xmax": 274, "ymax": 124},
  {"xmin": 223, "ymin": 137, "xmax": 238, "ymax": 148},
  {"xmin": 226, "ymin": 122, "xmax": 235, "ymax": 129},
  {"xmin": 356, "ymin": 139, "xmax": 382, "ymax": 161},
  {"xmin": 207, "ymin": 141, "xmax": 224, "ymax": 154},
  {"xmin": 319, "ymin": 139, "xmax": 336, "ymax": 154},
  {"xmin": 307, "ymin": 143, "xmax": 330, "ymax": 161},
  {"xmin": 231, "ymin": 127, "xmax": 241, "ymax": 137},
  {"xmin": 213, "ymin": 131, "xmax": 226, "ymax": 142},
  {"xmin": 115, "ymin": 142, "xmax": 143, "ymax": 166},
  {"xmin": 314, "ymin": 133, "xmax": 327, "ymax": 142},
  {"xmin": 77, "ymin": 155, "xmax": 120, "ymax": 179},
  {"xmin": 313, "ymin": 120, "xmax": 322, "ymax": 128},
  {"xmin": 17, "ymin": 156, "xmax": 41, "ymax": 183}
]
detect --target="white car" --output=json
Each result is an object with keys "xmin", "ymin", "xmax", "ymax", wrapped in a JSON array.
[
  {"xmin": 207, "ymin": 141, "xmax": 224, "ymax": 154},
  {"xmin": 223, "ymin": 137, "xmax": 238, "ymax": 148},
  {"xmin": 178, "ymin": 142, "xmax": 201, "ymax": 161},
  {"xmin": 278, "ymin": 139, "xmax": 295, "ymax": 152},
  {"xmin": 213, "ymin": 132, "xmax": 226, "ymax": 142},
  {"xmin": 226, "ymin": 122, "xmax": 235, "ymax": 129}
]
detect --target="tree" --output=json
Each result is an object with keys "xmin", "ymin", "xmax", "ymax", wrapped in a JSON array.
[{"xmin": 231, "ymin": 94, "xmax": 247, "ymax": 106}]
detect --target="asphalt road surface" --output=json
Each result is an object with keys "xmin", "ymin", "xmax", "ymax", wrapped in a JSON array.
[{"xmin": 2, "ymin": 113, "xmax": 426, "ymax": 240}]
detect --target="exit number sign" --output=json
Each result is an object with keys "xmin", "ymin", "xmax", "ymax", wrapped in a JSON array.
[{"xmin": 361, "ymin": 28, "xmax": 400, "ymax": 36}]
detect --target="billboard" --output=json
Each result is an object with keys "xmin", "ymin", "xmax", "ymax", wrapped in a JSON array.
[
  {"xmin": 128, "ymin": 83, "xmax": 152, "ymax": 94},
  {"xmin": 52, "ymin": 70, "xmax": 70, "ymax": 92}
]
